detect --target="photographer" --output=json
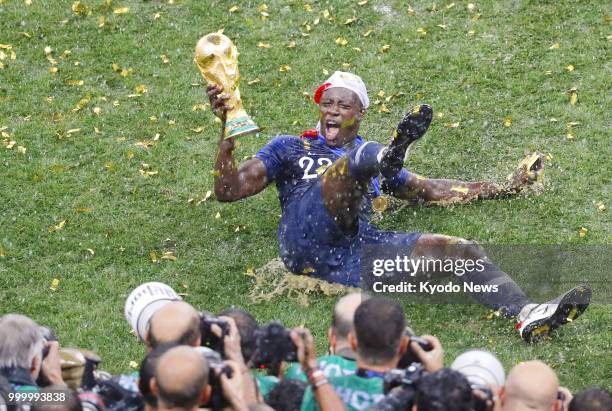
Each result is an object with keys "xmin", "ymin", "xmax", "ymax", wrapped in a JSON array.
[
  {"xmin": 499, "ymin": 361, "xmax": 569, "ymax": 411},
  {"xmin": 0, "ymin": 314, "xmax": 66, "ymax": 390},
  {"xmin": 300, "ymin": 298, "xmax": 443, "ymax": 411},
  {"xmin": 146, "ymin": 302, "xmax": 202, "ymax": 350},
  {"xmin": 138, "ymin": 343, "xmax": 180, "ymax": 411},
  {"xmin": 150, "ymin": 346, "xmax": 211, "ymax": 411},
  {"xmin": 413, "ymin": 369, "xmax": 473, "ymax": 411},
  {"xmin": 285, "ymin": 293, "xmax": 362, "ymax": 381}
]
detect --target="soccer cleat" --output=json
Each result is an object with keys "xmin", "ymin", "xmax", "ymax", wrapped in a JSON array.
[
  {"xmin": 379, "ymin": 104, "xmax": 433, "ymax": 178},
  {"xmin": 516, "ymin": 285, "xmax": 591, "ymax": 343}
]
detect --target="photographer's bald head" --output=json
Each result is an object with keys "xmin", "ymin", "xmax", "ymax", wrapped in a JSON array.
[
  {"xmin": 500, "ymin": 360, "xmax": 560, "ymax": 411},
  {"xmin": 151, "ymin": 346, "xmax": 210, "ymax": 411},
  {"xmin": 146, "ymin": 302, "xmax": 201, "ymax": 350}
]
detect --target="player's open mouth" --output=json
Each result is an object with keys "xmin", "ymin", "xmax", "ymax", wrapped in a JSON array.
[{"xmin": 325, "ymin": 120, "xmax": 340, "ymax": 140}]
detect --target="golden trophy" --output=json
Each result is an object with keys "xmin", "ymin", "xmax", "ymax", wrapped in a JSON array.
[{"xmin": 195, "ymin": 32, "xmax": 259, "ymax": 138}]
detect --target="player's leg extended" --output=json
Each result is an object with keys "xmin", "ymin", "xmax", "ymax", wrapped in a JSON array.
[
  {"xmin": 411, "ymin": 234, "xmax": 531, "ymax": 314},
  {"xmin": 322, "ymin": 105, "xmax": 433, "ymax": 234},
  {"xmin": 411, "ymin": 234, "xmax": 591, "ymax": 342}
]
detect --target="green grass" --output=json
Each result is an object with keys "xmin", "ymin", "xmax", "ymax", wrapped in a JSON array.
[{"xmin": 1, "ymin": 0, "xmax": 610, "ymax": 391}]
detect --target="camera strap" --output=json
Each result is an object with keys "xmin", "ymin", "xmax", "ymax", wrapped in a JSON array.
[{"xmin": 356, "ymin": 368, "xmax": 385, "ymax": 379}]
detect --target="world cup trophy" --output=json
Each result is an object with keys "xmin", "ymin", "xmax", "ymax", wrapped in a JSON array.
[{"xmin": 195, "ymin": 32, "xmax": 259, "ymax": 139}]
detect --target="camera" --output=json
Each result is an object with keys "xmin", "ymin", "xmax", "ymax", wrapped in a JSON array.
[
  {"xmin": 250, "ymin": 321, "xmax": 298, "ymax": 371},
  {"xmin": 369, "ymin": 363, "xmax": 426, "ymax": 411},
  {"xmin": 196, "ymin": 347, "xmax": 233, "ymax": 410},
  {"xmin": 200, "ymin": 312, "xmax": 230, "ymax": 355},
  {"xmin": 397, "ymin": 328, "xmax": 433, "ymax": 368},
  {"xmin": 79, "ymin": 379, "xmax": 144, "ymax": 411},
  {"xmin": 471, "ymin": 385, "xmax": 495, "ymax": 411}
]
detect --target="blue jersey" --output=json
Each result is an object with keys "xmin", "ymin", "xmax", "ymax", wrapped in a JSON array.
[{"xmin": 255, "ymin": 134, "xmax": 408, "ymax": 216}]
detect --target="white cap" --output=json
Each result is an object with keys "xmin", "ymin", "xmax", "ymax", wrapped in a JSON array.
[
  {"xmin": 451, "ymin": 349, "xmax": 506, "ymax": 388},
  {"xmin": 124, "ymin": 282, "xmax": 182, "ymax": 340},
  {"xmin": 314, "ymin": 71, "xmax": 369, "ymax": 108}
]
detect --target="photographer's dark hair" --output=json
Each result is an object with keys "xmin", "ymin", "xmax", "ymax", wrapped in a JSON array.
[
  {"xmin": 139, "ymin": 343, "xmax": 179, "ymax": 408},
  {"xmin": 354, "ymin": 298, "xmax": 405, "ymax": 365},
  {"xmin": 415, "ymin": 369, "xmax": 473, "ymax": 411},
  {"xmin": 218, "ymin": 307, "xmax": 258, "ymax": 363},
  {"xmin": 266, "ymin": 379, "xmax": 308, "ymax": 411},
  {"xmin": 569, "ymin": 388, "xmax": 612, "ymax": 411}
]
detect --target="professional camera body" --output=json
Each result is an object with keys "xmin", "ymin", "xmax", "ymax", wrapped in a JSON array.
[
  {"xmin": 250, "ymin": 321, "xmax": 298, "ymax": 371},
  {"xmin": 397, "ymin": 328, "xmax": 433, "ymax": 368},
  {"xmin": 200, "ymin": 312, "xmax": 230, "ymax": 354},
  {"xmin": 79, "ymin": 379, "xmax": 144, "ymax": 411},
  {"xmin": 369, "ymin": 363, "xmax": 426, "ymax": 411},
  {"xmin": 196, "ymin": 347, "xmax": 233, "ymax": 410}
]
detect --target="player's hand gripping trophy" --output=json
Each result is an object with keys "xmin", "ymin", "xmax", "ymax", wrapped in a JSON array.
[{"xmin": 195, "ymin": 32, "xmax": 259, "ymax": 139}]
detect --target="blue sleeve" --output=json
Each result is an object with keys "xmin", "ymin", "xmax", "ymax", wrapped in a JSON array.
[
  {"xmin": 255, "ymin": 135, "xmax": 296, "ymax": 182},
  {"xmin": 381, "ymin": 168, "xmax": 410, "ymax": 192}
]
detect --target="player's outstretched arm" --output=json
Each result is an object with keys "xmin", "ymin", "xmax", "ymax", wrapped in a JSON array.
[
  {"xmin": 388, "ymin": 153, "xmax": 544, "ymax": 205},
  {"xmin": 209, "ymin": 84, "xmax": 268, "ymax": 202}
]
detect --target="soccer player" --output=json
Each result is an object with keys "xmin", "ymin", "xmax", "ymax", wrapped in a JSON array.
[{"xmin": 207, "ymin": 71, "xmax": 591, "ymax": 342}]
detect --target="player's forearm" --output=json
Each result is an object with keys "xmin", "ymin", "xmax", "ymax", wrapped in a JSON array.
[
  {"xmin": 214, "ymin": 140, "xmax": 242, "ymax": 202},
  {"xmin": 395, "ymin": 177, "xmax": 514, "ymax": 204}
]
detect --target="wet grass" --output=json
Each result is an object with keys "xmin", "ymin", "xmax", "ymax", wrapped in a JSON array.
[{"xmin": 1, "ymin": 0, "xmax": 610, "ymax": 391}]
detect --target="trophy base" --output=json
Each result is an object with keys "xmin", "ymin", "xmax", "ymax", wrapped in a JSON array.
[{"xmin": 225, "ymin": 115, "xmax": 260, "ymax": 139}]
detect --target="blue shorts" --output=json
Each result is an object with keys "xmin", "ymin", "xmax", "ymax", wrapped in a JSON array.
[{"xmin": 278, "ymin": 182, "xmax": 421, "ymax": 287}]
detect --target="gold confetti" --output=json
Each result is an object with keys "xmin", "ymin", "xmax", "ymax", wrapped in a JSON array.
[
  {"xmin": 566, "ymin": 130, "xmax": 575, "ymax": 140},
  {"xmin": 258, "ymin": 3, "xmax": 268, "ymax": 12},
  {"xmin": 72, "ymin": 1, "xmax": 91, "ymax": 16},
  {"xmin": 160, "ymin": 54, "xmax": 170, "ymax": 64},
  {"xmin": 98, "ymin": 16, "xmax": 105, "ymax": 27},
  {"xmin": 190, "ymin": 127, "xmax": 204, "ymax": 133},
  {"xmin": 565, "ymin": 64, "xmax": 575, "ymax": 72},
  {"xmin": 229, "ymin": 5, "xmax": 239, "ymax": 12},
  {"xmin": 377, "ymin": 90, "xmax": 385, "ymax": 98},
  {"xmin": 467, "ymin": 3, "xmax": 475, "ymax": 11},
  {"xmin": 127, "ymin": 150, "xmax": 134, "ymax": 159},
  {"xmin": 446, "ymin": 122, "xmax": 460, "ymax": 128},
  {"xmin": 66, "ymin": 128, "xmax": 81, "ymax": 135},
  {"xmin": 379, "ymin": 104, "xmax": 390, "ymax": 113},
  {"xmin": 569, "ymin": 88, "xmax": 577, "ymax": 105},
  {"xmin": 3, "ymin": 140, "xmax": 16, "ymax": 149},
  {"xmin": 50, "ymin": 278, "xmax": 60, "ymax": 291},
  {"xmin": 504, "ymin": 116, "xmax": 512, "ymax": 127},
  {"xmin": 468, "ymin": 29, "xmax": 476, "ymax": 36},
  {"xmin": 358, "ymin": 0, "xmax": 368, "ymax": 4},
  {"xmin": 322, "ymin": 9, "xmax": 331, "ymax": 20},
  {"xmin": 247, "ymin": 78, "xmax": 261, "ymax": 85},
  {"xmin": 335, "ymin": 37, "xmax": 348, "ymax": 46},
  {"xmin": 161, "ymin": 251, "xmax": 177, "ymax": 261},
  {"xmin": 215, "ymin": 211, "xmax": 221, "ymax": 219},
  {"xmin": 471, "ymin": 13, "xmax": 481, "ymax": 21},
  {"xmin": 437, "ymin": 24, "xmax": 447, "ymax": 29},
  {"xmin": 579, "ymin": 227, "xmax": 588, "ymax": 238},
  {"xmin": 363, "ymin": 29, "xmax": 373, "ymax": 37},
  {"xmin": 549, "ymin": 42, "xmax": 560, "ymax": 50},
  {"xmin": 303, "ymin": 4, "xmax": 313, "ymax": 12},
  {"xmin": 17, "ymin": 146, "xmax": 26, "ymax": 154},
  {"xmin": 49, "ymin": 220, "xmax": 66, "ymax": 233},
  {"xmin": 139, "ymin": 169, "xmax": 158, "ymax": 177},
  {"xmin": 344, "ymin": 16, "xmax": 357, "ymax": 25},
  {"xmin": 49, "ymin": 67, "xmax": 58, "ymax": 74},
  {"xmin": 153, "ymin": 13, "xmax": 161, "ymax": 20},
  {"xmin": 596, "ymin": 201, "xmax": 606, "ymax": 212},
  {"xmin": 286, "ymin": 41, "xmax": 296, "ymax": 49},
  {"xmin": 407, "ymin": 5, "xmax": 415, "ymax": 15},
  {"xmin": 113, "ymin": 7, "xmax": 130, "ymax": 14},
  {"xmin": 353, "ymin": 47, "xmax": 362, "ymax": 52},
  {"xmin": 24, "ymin": 0, "xmax": 32, "ymax": 5},
  {"xmin": 19, "ymin": 32, "xmax": 31, "ymax": 38},
  {"xmin": 279, "ymin": 64, "xmax": 291, "ymax": 72},
  {"xmin": 67, "ymin": 79, "xmax": 84, "ymax": 86},
  {"xmin": 44, "ymin": 46, "xmax": 53, "ymax": 55},
  {"xmin": 73, "ymin": 94, "xmax": 91, "ymax": 112},
  {"xmin": 76, "ymin": 207, "xmax": 92, "ymax": 213},
  {"xmin": 417, "ymin": 27, "xmax": 427, "ymax": 35},
  {"xmin": 86, "ymin": 248, "xmax": 95, "ymax": 256},
  {"xmin": 322, "ymin": 68, "xmax": 329, "ymax": 75},
  {"xmin": 380, "ymin": 44, "xmax": 391, "ymax": 52},
  {"xmin": 446, "ymin": 3, "xmax": 456, "ymax": 9},
  {"xmin": 257, "ymin": 42, "xmax": 272, "ymax": 49},
  {"xmin": 129, "ymin": 361, "xmax": 139, "ymax": 369},
  {"xmin": 135, "ymin": 84, "xmax": 147, "ymax": 94},
  {"xmin": 93, "ymin": 107, "xmax": 102, "ymax": 115},
  {"xmin": 150, "ymin": 251, "xmax": 158, "ymax": 262},
  {"xmin": 451, "ymin": 186, "xmax": 469, "ymax": 194}
]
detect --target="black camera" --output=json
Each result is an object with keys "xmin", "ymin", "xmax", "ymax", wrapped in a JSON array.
[
  {"xmin": 369, "ymin": 363, "xmax": 426, "ymax": 411},
  {"xmin": 79, "ymin": 379, "xmax": 144, "ymax": 411},
  {"xmin": 197, "ymin": 347, "xmax": 233, "ymax": 410},
  {"xmin": 250, "ymin": 321, "xmax": 298, "ymax": 371},
  {"xmin": 200, "ymin": 312, "xmax": 230, "ymax": 355},
  {"xmin": 397, "ymin": 328, "xmax": 433, "ymax": 368}
]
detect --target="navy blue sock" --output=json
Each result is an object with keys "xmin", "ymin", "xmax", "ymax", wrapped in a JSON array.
[{"xmin": 347, "ymin": 142, "xmax": 386, "ymax": 180}]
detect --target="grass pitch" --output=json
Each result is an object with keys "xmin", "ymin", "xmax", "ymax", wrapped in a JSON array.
[{"xmin": 1, "ymin": 0, "xmax": 610, "ymax": 390}]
